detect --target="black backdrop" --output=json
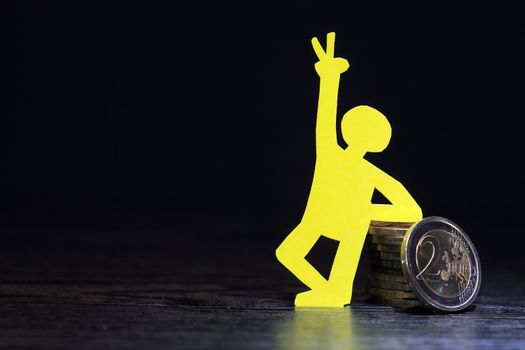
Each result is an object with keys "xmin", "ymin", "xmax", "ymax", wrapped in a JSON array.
[{"xmin": 8, "ymin": 2, "xmax": 525, "ymax": 269}]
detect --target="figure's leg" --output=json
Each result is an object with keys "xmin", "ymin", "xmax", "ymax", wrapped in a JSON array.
[
  {"xmin": 324, "ymin": 233, "xmax": 367, "ymax": 306},
  {"xmin": 276, "ymin": 224, "xmax": 327, "ymax": 293}
]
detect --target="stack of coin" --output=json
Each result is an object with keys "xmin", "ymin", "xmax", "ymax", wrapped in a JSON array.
[
  {"xmin": 366, "ymin": 221, "xmax": 424, "ymax": 309},
  {"xmin": 365, "ymin": 217, "xmax": 482, "ymax": 312}
]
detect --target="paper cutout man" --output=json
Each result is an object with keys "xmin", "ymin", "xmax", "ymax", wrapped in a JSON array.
[{"xmin": 276, "ymin": 32, "xmax": 422, "ymax": 307}]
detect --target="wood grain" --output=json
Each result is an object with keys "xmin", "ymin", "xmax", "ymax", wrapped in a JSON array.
[{"xmin": 0, "ymin": 227, "xmax": 523, "ymax": 349}]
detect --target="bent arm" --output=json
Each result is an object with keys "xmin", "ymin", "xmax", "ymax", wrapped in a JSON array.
[{"xmin": 370, "ymin": 168, "xmax": 423, "ymax": 222}]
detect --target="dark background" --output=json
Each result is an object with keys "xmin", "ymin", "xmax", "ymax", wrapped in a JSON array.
[{"xmin": 8, "ymin": 2, "xmax": 525, "ymax": 272}]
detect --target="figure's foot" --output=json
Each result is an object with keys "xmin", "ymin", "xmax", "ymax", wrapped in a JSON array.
[{"xmin": 294, "ymin": 289, "xmax": 350, "ymax": 308}]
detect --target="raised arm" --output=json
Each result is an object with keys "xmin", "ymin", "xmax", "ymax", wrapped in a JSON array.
[
  {"xmin": 369, "ymin": 167, "xmax": 423, "ymax": 222},
  {"xmin": 311, "ymin": 33, "xmax": 349, "ymax": 156}
]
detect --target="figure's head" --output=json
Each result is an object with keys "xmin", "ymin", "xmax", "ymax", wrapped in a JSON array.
[{"xmin": 341, "ymin": 105, "xmax": 392, "ymax": 153}]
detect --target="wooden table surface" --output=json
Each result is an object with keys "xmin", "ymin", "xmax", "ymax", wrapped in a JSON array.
[{"xmin": 1, "ymin": 225, "xmax": 524, "ymax": 349}]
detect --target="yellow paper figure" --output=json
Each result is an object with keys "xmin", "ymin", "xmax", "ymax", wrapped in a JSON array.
[{"xmin": 276, "ymin": 32, "xmax": 422, "ymax": 307}]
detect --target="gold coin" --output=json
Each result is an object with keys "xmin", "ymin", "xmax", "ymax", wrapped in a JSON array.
[
  {"xmin": 366, "ymin": 286, "xmax": 417, "ymax": 299},
  {"xmin": 371, "ymin": 251, "xmax": 401, "ymax": 261},
  {"xmin": 369, "ymin": 272, "xmax": 407, "ymax": 283},
  {"xmin": 367, "ymin": 243, "xmax": 401, "ymax": 253},
  {"xmin": 371, "ymin": 296, "xmax": 424, "ymax": 309},
  {"xmin": 370, "ymin": 221, "xmax": 415, "ymax": 229},
  {"xmin": 369, "ymin": 235, "xmax": 403, "ymax": 245},
  {"xmin": 368, "ymin": 227, "xmax": 408, "ymax": 237},
  {"xmin": 370, "ymin": 266, "xmax": 405, "ymax": 276},
  {"xmin": 371, "ymin": 258, "xmax": 402, "ymax": 269},
  {"xmin": 367, "ymin": 277, "xmax": 413, "ymax": 291},
  {"xmin": 401, "ymin": 216, "xmax": 482, "ymax": 312}
]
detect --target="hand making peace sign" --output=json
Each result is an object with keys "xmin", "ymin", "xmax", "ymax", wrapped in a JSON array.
[{"xmin": 312, "ymin": 32, "xmax": 350, "ymax": 77}]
